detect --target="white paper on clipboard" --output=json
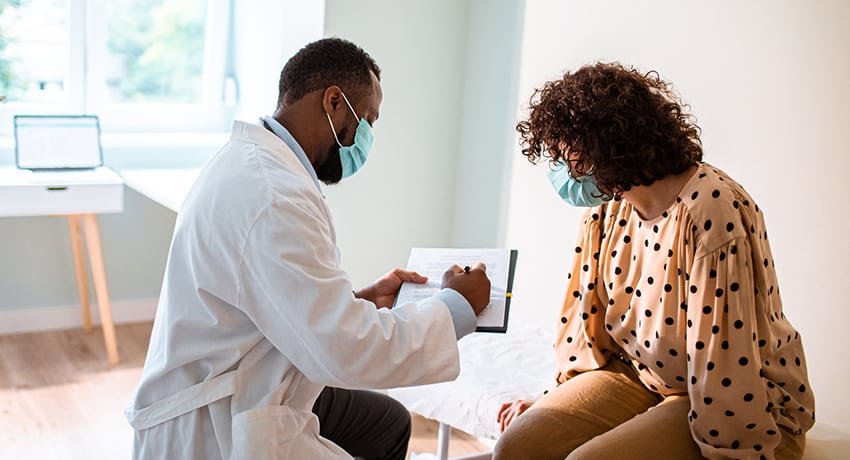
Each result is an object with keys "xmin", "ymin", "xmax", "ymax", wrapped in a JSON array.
[{"xmin": 395, "ymin": 247, "xmax": 517, "ymax": 332}]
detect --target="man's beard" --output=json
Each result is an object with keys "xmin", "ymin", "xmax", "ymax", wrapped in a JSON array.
[
  {"xmin": 316, "ymin": 145, "xmax": 343, "ymax": 185},
  {"xmin": 315, "ymin": 126, "xmax": 348, "ymax": 185}
]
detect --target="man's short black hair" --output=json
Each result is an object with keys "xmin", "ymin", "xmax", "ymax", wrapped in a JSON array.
[{"xmin": 278, "ymin": 38, "xmax": 381, "ymax": 107}]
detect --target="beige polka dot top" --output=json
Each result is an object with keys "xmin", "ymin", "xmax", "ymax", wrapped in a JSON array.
[{"xmin": 554, "ymin": 162, "xmax": 815, "ymax": 457}]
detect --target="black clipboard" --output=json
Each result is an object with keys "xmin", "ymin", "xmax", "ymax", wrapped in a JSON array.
[{"xmin": 475, "ymin": 249, "xmax": 518, "ymax": 333}]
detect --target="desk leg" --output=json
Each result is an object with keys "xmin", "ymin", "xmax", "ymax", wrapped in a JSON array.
[
  {"xmin": 81, "ymin": 213, "xmax": 119, "ymax": 365},
  {"xmin": 67, "ymin": 215, "xmax": 92, "ymax": 331}
]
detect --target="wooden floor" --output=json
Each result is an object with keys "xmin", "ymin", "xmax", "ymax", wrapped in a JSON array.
[{"xmin": 0, "ymin": 322, "xmax": 489, "ymax": 459}]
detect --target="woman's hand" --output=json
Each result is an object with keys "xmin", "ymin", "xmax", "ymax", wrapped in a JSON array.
[
  {"xmin": 496, "ymin": 399, "xmax": 535, "ymax": 433},
  {"xmin": 355, "ymin": 268, "xmax": 428, "ymax": 308}
]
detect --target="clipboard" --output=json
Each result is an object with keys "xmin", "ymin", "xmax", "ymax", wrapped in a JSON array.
[
  {"xmin": 395, "ymin": 247, "xmax": 518, "ymax": 333},
  {"xmin": 475, "ymin": 248, "xmax": 518, "ymax": 333}
]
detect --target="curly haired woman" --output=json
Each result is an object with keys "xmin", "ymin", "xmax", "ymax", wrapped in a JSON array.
[{"xmin": 494, "ymin": 63, "xmax": 815, "ymax": 460}]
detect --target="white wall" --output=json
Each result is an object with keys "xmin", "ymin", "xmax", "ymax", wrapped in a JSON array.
[
  {"xmin": 233, "ymin": 0, "xmax": 325, "ymax": 120},
  {"xmin": 323, "ymin": 0, "xmax": 524, "ymax": 287},
  {"xmin": 323, "ymin": 0, "xmax": 469, "ymax": 287},
  {"xmin": 506, "ymin": 0, "xmax": 850, "ymax": 431},
  {"xmin": 450, "ymin": 0, "xmax": 525, "ymax": 248}
]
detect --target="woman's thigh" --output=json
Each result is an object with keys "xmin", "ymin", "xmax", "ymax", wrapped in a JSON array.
[
  {"xmin": 493, "ymin": 359, "xmax": 661, "ymax": 460},
  {"xmin": 567, "ymin": 394, "xmax": 806, "ymax": 460}
]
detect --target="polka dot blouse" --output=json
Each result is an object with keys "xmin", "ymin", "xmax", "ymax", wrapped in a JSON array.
[{"xmin": 553, "ymin": 163, "xmax": 815, "ymax": 459}]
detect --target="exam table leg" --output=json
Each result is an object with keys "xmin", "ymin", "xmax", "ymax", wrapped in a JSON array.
[{"xmin": 437, "ymin": 422, "xmax": 451, "ymax": 460}]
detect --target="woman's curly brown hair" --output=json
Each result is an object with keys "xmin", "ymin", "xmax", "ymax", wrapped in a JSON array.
[{"xmin": 517, "ymin": 62, "xmax": 703, "ymax": 197}]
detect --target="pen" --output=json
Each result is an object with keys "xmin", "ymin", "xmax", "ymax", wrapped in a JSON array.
[{"xmin": 463, "ymin": 266, "xmax": 470, "ymax": 274}]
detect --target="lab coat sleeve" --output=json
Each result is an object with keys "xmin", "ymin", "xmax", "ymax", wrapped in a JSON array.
[
  {"xmin": 236, "ymin": 195, "xmax": 463, "ymax": 390},
  {"xmin": 435, "ymin": 289, "xmax": 477, "ymax": 339}
]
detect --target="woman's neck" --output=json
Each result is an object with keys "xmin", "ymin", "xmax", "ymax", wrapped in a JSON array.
[{"xmin": 621, "ymin": 165, "xmax": 699, "ymax": 220}]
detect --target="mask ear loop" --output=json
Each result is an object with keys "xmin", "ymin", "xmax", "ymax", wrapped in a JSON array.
[
  {"xmin": 339, "ymin": 91, "xmax": 360, "ymax": 121},
  {"xmin": 326, "ymin": 89, "xmax": 363, "ymax": 148},
  {"xmin": 325, "ymin": 112, "xmax": 344, "ymax": 148}
]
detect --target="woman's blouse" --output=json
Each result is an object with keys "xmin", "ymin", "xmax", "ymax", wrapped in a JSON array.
[{"xmin": 553, "ymin": 162, "xmax": 815, "ymax": 458}]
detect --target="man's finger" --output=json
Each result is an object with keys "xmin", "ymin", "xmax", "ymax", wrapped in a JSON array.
[
  {"xmin": 448, "ymin": 264, "xmax": 464, "ymax": 274},
  {"xmin": 471, "ymin": 261, "xmax": 487, "ymax": 272},
  {"xmin": 410, "ymin": 272, "xmax": 428, "ymax": 283},
  {"xmin": 394, "ymin": 269, "xmax": 428, "ymax": 283}
]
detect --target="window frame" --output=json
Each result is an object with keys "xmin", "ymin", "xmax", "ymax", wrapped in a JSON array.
[{"xmin": 0, "ymin": 0, "xmax": 234, "ymax": 136}]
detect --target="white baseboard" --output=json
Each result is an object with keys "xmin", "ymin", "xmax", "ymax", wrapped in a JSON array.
[{"xmin": 0, "ymin": 297, "xmax": 158, "ymax": 335}]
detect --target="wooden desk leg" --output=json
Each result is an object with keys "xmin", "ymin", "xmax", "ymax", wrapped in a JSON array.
[
  {"xmin": 67, "ymin": 215, "xmax": 92, "ymax": 332},
  {"xmin": 81, "ymin": 213, "xmax": 119, "ymax": 365}
]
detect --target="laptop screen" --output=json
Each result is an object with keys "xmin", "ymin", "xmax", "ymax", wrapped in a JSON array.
[{"xmin": 14, "ymin": 115, "xmax": 104, "ymax": 170}]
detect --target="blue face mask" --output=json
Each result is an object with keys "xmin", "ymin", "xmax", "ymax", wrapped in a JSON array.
[
  {"xmin": 547, "ymin": 160, "xmax": 611, "ymax": 207},
  {"xmin": 326, "ymin": 91, "xmax": 374, "ymax": 179}
]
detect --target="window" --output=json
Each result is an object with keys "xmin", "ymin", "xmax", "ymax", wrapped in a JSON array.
[
  {"xmin": 0, "ymin": 0, "xmax": 68, "ymax": 105},
  {"xmin": 0, "ymin": 0, "xmax": 233, "ymax": 135}
]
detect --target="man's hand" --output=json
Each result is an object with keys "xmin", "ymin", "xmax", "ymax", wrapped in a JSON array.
[
  {"xmin": 355, "ymin": 268, "xmax": 427, "ymax": 308},
  {"xmin": 441, "ymin": 262, "xmax": 490, "ymax": 315},
  {"xmin": 496, "ymin": 399, "xmax": 535, "ymax": 433}
]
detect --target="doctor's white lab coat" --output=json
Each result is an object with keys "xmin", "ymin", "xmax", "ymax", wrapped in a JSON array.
[{"xmin": 126, "ymin": 121, "xmax": 464, "ymax": 459}]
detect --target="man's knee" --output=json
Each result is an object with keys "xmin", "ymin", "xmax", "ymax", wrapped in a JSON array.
[
  {"xmin": 371, "ymin": 392, "xmax": 411, "ymax": 460},
  {"xmin": 386, "ymin": 396, "xmax": 412, "ymax": 439}
]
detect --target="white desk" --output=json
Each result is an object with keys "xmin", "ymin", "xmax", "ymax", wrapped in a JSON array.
[
  {"xmin": 121, "ymin": 168, "xmax": 201, "ymax": 213},
  {"xmin": 0, "ymin": 167, "xmax": 124, "ymax": 364}
]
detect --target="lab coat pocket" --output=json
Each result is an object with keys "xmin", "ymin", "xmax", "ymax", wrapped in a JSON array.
[{"xmin": 230, "ymin": 405, "xmax": 351, "ymax": 460}]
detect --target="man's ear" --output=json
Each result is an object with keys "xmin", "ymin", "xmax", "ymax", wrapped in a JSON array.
[{"xmin": 322, "ymin": 86, "xmax": 343, "ymax": 114}]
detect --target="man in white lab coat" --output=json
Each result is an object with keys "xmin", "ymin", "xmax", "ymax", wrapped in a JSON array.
[{"xmin": 125, "ymin": 38, "xmax": 492, "ymax": 459}]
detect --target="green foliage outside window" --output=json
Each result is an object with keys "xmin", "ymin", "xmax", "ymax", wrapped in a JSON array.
[
  {"xmin": 0, "ymin": 0, "xmax": 26, "ymax": 99},
  {"xmin": 107, "ymin": 0, "xmax": 207, "ymax": 103},
  {"xmin": 0, "ymin": 0, "xmax": 208, "ymax": 103}
]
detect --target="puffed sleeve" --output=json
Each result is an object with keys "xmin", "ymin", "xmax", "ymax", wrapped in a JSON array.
[
  {"xmin": 553, "ymin": 208, "xmax": 619, "ymax": 384},
  {"xmin": 686, "ymin": 237, "xmax": 780, "ymax": 459}
]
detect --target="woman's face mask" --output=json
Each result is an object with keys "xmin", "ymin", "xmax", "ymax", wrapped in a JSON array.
[
  {"xmin": 547, "ymin": 160, "xmax": 611, "ymax": 207},
  {"xmin": 326, "ymin": 90, "xmax": 374, "ymax": 179}
]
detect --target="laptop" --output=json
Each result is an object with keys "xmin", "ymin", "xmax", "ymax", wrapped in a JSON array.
[{"xmin": 14, "ymin": 115, "xmax": 104, "ymax": 171}]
